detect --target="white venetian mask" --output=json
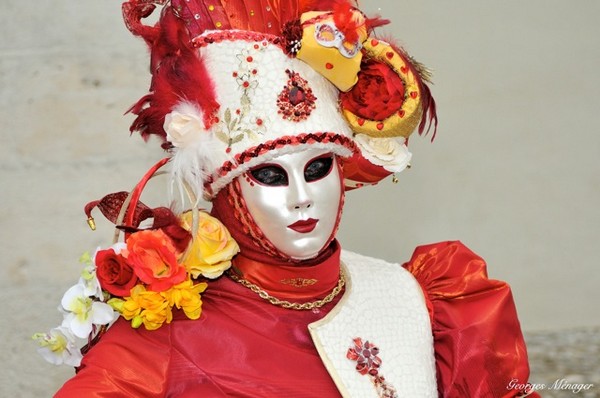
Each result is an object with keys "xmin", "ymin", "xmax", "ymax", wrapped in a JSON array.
[{"xmin": 238, "ymin": 148, "xmax": 343, "ymax": 260}]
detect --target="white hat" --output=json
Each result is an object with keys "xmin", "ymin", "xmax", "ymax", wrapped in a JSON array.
[{"xmin": 123, "ymin": 0, "xmax": 436, "ymax": 199}]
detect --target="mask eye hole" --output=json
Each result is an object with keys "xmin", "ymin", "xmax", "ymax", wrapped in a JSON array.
[
  {"xmin": 249, "ymin": 165, "xmax": 289, "ymax": 186},
  {"xmin": 304, "ymin": 156, "xmax": 334, "ymax": 183},
  {"xmin": 340, "ymin": 39, "xmax": 360, "ymax": 58},
  {"xmin": 315, "ymin": 23, "xmax": 338, "ymax": 47}
]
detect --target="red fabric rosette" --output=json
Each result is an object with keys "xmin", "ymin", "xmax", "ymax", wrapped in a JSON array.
[{"xmin": 340, "ymin": 59, "xmax": 406, "ymax": 122}]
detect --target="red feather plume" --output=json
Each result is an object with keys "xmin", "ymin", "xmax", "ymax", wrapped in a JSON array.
[
  {"xmin": 365, "ymin": 16, "xmax": 389, "ymax": 31},
  {"xmin": 123, "ymin": 4, "xmax": 219, "ymax": 143},
  {"xmin": 333, "ymin": 2, "xmax": 361, "ymax": 43},
  {"xmin": 299, "ymin": 0, "xmax": 387, "ymax": 36}
]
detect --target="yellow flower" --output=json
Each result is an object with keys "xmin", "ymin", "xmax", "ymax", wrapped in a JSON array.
[
  {"xmin": 163, "ymin": 279, "xmax": 208, "ymax": 320},
  {"xmin": 141, "ymin": 306, "xmax": 172, "ymax": 331},
  {"xmin": 180, "ymin": 211, "xmax": 239, "ymax": 279},
  {"xmin": 115, "ymin": 285, "xmax": 172, "ymax": 330}
]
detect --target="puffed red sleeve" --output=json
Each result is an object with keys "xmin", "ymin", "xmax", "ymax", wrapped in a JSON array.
[
  {"xmin": 403, "ymin": 241, "xmax": 540, "ymax": 398},
  {"xmin": 54, "ymin": 319, "xmax": 171, "ymax": 397}
]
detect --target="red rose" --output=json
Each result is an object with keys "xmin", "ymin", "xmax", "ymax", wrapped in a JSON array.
[
  {"xmin": 340, "ymin": 60, "xmax": 405, "ymax": 121},
  {"xmin": 126, "ymin": 229, "xmax": 187, "ymax": 292},
  {"xmin": 95, "ymin": 248, "xmax": 139, "ymax": 297}
]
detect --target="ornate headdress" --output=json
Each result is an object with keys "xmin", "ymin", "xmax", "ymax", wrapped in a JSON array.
[{"xmin": 124, "ymin": 0, "xmax": 436, "ymax": 199}]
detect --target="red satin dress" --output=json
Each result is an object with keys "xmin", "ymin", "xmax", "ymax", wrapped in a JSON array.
[{"xmin": 55, "ymin": 241, "xmax": 538, "ymax": 397}]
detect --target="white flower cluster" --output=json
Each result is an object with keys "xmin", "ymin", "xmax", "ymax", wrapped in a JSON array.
[
  {"xmin": 354, "ymin": 134, "xmax": 412, "ymax": 173},
  {"xmin": 33, "ymin": 250, "xmax": 118, "ymax": 367}
]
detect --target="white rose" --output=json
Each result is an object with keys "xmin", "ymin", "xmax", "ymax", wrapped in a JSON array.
[
  {"xmin": 354, "ymin": 134, "xmax": 412, "ymax": 172},
  {"xmin": 163, "ymin": 103, "xmax": 205, "ymax": 148}
]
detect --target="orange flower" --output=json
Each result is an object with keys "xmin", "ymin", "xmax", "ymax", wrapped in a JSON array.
[
  {"xmin": 180, "ymin": 211, "xmax": 239, "ymax": 279},
  {"xmin": 126, "ymin": 229, "xmax": 187, "ymax": 292}
]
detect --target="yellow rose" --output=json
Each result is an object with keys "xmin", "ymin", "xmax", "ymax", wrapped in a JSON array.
[{"xmin": 180, "ymin": 211, "xmax": 239, "ymax": 279}]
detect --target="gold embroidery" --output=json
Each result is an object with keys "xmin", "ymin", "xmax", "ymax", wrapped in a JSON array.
[{"xmin": 279, "ymin": 278, "xmax": 318, "ymax": 288}]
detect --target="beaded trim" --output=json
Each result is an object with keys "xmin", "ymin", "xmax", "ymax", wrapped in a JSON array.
[
  {"xmin": 192, "ymin": 30, "xmax": 285, "ymax": 49},
  {"xmin": 205, "ymin": 132, "xmax": 356, "ymax": 195},
  {"xmin": 227, "ymin": 133, "xmax": 354, "ymax": 174}
]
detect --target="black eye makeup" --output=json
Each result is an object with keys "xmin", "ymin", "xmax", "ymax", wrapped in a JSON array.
[
  {"xmin": 304, "ymin": 156, "xmax": 334, "ymax": 182},
  {"xmin": 249, "ymin": 165, "xmax": 289, "ymax": 186}
]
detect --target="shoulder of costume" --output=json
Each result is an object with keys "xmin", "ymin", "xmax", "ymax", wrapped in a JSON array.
[
  {"xmin": 399, "ymin": 243, "xmax": 534, "ymax": 397},
  {"xmin": 401, "ymin": 240, "xmax": 507, "ymax": 300},
  {"xmin": 342, "ymin": 241, "xmax": 507, "ymax": 324}
]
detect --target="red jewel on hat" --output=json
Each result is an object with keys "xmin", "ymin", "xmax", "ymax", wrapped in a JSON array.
[
  {"xmin": 289, "ymin": 85, "xmax": 306, "ymax": 106},
  {"xmin": 276, "ymin": 70, "xmax": 317, "ymax": 122}
]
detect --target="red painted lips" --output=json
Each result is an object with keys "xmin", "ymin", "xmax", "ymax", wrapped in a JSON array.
[{"xmin": 287, "ymin": 218, "xmax": 318, "ymax": 233}]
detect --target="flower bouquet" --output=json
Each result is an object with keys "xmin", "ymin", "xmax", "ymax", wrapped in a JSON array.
[{"xmin": 33, "ymin": 161, "xmax": 239, "ymax": 367}]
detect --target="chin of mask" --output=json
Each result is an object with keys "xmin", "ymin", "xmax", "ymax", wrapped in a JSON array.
[{"xmin": 238, "ymin": 148, "xmax": 343, "ymax": 260}]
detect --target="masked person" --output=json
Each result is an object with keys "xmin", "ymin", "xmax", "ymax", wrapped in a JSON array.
[{"xmin": 36, "ymin": 1, "xmax": 538, "ymax": 397}]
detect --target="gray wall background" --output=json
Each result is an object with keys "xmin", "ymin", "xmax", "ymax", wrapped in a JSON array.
[{"xmin": 1, "ymin": 0, "xmax": 598, "ymax": 395}]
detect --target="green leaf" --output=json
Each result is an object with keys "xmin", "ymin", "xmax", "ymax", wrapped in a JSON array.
[
  {"xmin": 229, "ymin": 116, "xmax": 238, "ymax": 131},
  {"xmin": 215, "ymin": 130, "xmax": 229, "ymax": 143},
  {"xmin": 231, "ymin": 134, "xmax": 244, "ymax": 144},
  {"xmin": 240, "ymin": 94, "xmax": 251, "ymax": 107}
]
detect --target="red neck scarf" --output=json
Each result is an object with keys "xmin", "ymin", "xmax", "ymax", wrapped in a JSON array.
[{"xmin": 231, "ymin": 242, "xmax": 341, "ymax": 301}]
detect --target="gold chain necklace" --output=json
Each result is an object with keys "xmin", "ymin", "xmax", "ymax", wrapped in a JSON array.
[{"xmin": 227, "ymin": 269, "xmax": 346, "ymax": 310}]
